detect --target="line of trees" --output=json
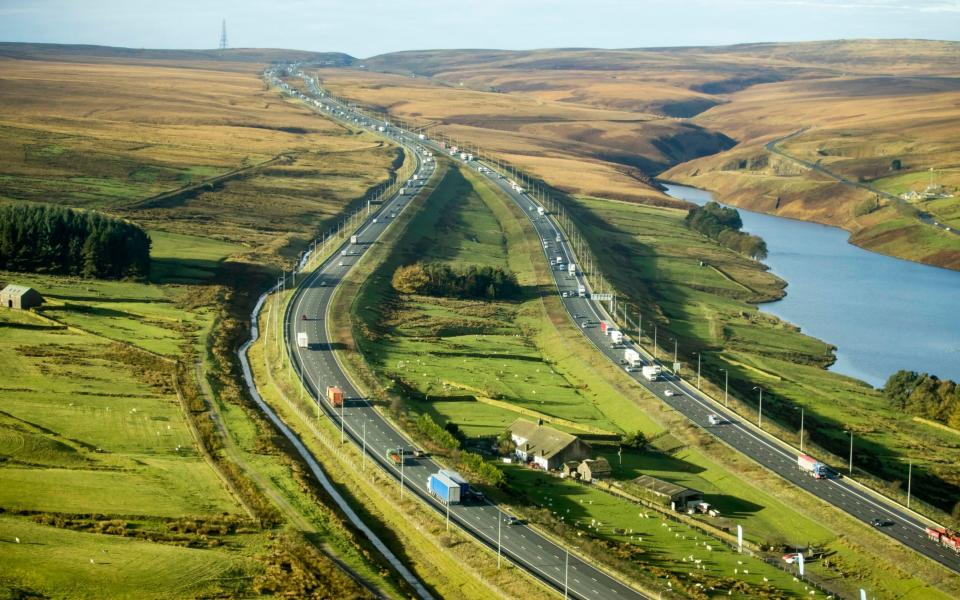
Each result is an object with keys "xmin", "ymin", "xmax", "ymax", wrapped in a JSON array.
[
  {"xmin": 884, "ymin": 370, "xmax": 960, "ymax": 429},
  {"xmin": 685, "ymin": 202, "xmax": 768, "ymax": 260},
  {"xmin": 391, "ymin": 262, "xmax": 521, "ymax": 300},
  {"xmin": 0, "ymin": 204, "xmax": 150, "ymax": 279}
]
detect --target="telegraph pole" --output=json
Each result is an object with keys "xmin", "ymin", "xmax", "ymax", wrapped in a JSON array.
[{"xmin": 907, "ymin": 459, "xmax": 912, "ymax": 509}]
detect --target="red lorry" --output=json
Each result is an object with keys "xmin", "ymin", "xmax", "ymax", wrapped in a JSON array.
[
  {"xmin": 927, "ymin": 526, "xmax": 960, "ymax": 552},
  {"xmin": 326, "ymin": 386, "xmax": 344, "ymax": 408}
]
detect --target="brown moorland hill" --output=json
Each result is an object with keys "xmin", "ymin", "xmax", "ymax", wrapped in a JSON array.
[
  {"xmin": 664, "ymin": 73, "xmax": 960, "ymax": 268},
  {"xmin": 343, "ymin": 39, "xmax": 960, "ymax": 268},
  {"xmin": 316, "ymin": 67, "xmax": 733, "ymax": 203},
  {"xmin": 0, "ymin": 56, "xmax": 396, "ymax": 263},
  {"xmin": 0, "ymin": 41, "xmax": 354, "ymax": 72}
]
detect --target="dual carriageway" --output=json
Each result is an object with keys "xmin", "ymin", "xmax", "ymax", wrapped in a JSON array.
[{"xmin": 254, "ymin": 66, "xmax": 960, "ymax": 599}]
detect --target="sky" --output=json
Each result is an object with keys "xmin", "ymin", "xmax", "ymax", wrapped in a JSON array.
[{"xmin": 0, "ymin": 0, "xmax": 958, "ymax": 57}]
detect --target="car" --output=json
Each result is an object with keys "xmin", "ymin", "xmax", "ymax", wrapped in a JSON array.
[
  {"xmin": 707, "ymin": 414, "xmax": 721, "ymax": 425},
  {"xmin": 580, "ymin": 321, "xmax": 589, "ymax": 328},
  {"xmin": 624, "ymin": 366, "xmax": 635, "ymax": 373},
  {"xmin": 561, "ymin": 291, "xmax": 569, "ymax": 298},
  {"xmin": 338, "ymin": 261, "xmax": 345, "ymax": 266},
  {"xmin": 664, "ymin": 389, "xmax": 677, "ymax": 397},
  {"xmin": 782, "ymin": 553, "xmax": 801, "ymax": 564},
  {"xmin": 503, "ymin": 515, "xmax": 520, "ymax": 526},
  {"xmin": 871, "ymin": 519, "xmax": 894, "ymax": 528},
  {"xmin": 318, "ymin": 281, "xmax": 326, "ymax": 287}
]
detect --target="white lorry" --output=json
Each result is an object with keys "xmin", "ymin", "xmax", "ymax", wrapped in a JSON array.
[
  {"xmin": 350, "ymin": 235, "xmax": 358, "ymax": 244},
  {"xmin": 609, "ymin": 330, "xmax": 624, "ymax": 344},
  {"xmin": 297, "ymin": 332, "xmax": 309, "ymax": 349},
  {"xmin": 577, "ymin": 284, "xmax": 587, "ymax": 297},
  {"xmin": 797, "ymin": 454, "xmax": 830, "ymax": 479},
  {"xmin": 567, "ymin": 263, "xmax": 577, "ymax": 276},
  {"xmin": 641, "ymin": 365, "xmax": 662, "ymax": 382},
  {"xmin": 624, "ymin": 348, "xmax": 641, "ymax": 367},
  {"xmin": 537, "ymin": 206, "xmax": 545, "ymax": 216}
]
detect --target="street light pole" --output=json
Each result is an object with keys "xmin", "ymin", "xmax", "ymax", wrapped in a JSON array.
[
  {"xmin": 696, "ymin": 353, "xmax": 701, "ymax": 390},
  {"xmin": 673, "ymin": 338, "xmax": 678, "ymax": 364},
  {"xmin": 721, "ymin": 369, "xmax": 728, "ymax": 407},
  {"xmin": 654, "ymin": 325, "xmax": 658, "ymax": 361},
  {"xmin": 800, "ymin": 408, "xmax": 805, "ymax": 453},
  {"xmin": 754, "ymin": 386, "xmax": 763, "ymax": 428},
  {"xmin": 362, "ymin": 420, "xmax": 367, "ymax": 471},
  {"xmin": 848, "ymin": 430, "xmax": 854, "ymax": 475},
  {"xmin": 907, "ymin": 459, "xmax": 912, "ymax": 509},
  {"xmin": 564, "ymin": 549, "xmax": 569, "ymax": 600},
  {"xmin": 497, "ymin": 516, "xmax": 502, "ymax": 569}
]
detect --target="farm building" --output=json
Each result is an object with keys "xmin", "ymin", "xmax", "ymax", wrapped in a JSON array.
[
  {"xmin": 632, "ymin": 474, "xmax": 702, "ymax": 508},
  {"xmin": 577, "ymin": 458, "xmax": 612, "ymax": 482},
  {"xmin": 508, "ymin": 418, "xmax": 591, "ymax": 471},
  {"xmin": 561, "ymin": 461, "xmax": 580, "ymax": 478},
  {"xmin": 0, "ymin": 285, "xmax": 43, "ymax": 310}
]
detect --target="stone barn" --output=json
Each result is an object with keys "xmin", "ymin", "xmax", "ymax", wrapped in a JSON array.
[
  {"xmin": 577, "ymin": 457, "xmax": 612, "ymax": 482},
  {"xmin": 0, "ymin": 285, "xmax": 43, "ymax": 310}
]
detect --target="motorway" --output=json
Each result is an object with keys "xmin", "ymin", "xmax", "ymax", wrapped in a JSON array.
[
  {"xmin": 274, "ymin": 66, "xmax": 959, "ymax": 596},
  {"xmin": 276, "ymin": 71, "xmax": 648, "ymax": 600},
  {"xmin": 460, "ymin": 157, "xmax": 960, "ymax": 575}
]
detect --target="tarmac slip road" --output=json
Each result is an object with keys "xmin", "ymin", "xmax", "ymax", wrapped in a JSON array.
[
  {"xmin": 281, "ymin": 96, "xmax": 649, "ymax": 600},
  {"xmin": 459, "ymin": 159, "xmax": 960, "ymax": 576}
]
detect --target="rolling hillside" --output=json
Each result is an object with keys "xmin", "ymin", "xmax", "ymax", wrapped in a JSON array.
[{"xmin": 328, "ymin": 39, "xmax": 960, "ymax": 268}]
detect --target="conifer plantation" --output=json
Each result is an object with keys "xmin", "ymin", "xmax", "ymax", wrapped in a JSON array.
[{"xmin": 0, "ymin": 204, "xmax": 151, "ymax": 279}]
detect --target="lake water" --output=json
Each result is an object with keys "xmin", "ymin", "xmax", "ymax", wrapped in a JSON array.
[{"xmin": 661, "ymin": 183, "xmax": 960, "ymax": 387}]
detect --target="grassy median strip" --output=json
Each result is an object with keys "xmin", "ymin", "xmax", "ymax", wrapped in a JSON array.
[
  {"xmin": 251, "ymin": 163, "xmax": 558, "ymax": 600},
  {"xmin": 339, "ymin": 160, "xmax": 960, "ymax": 599}
]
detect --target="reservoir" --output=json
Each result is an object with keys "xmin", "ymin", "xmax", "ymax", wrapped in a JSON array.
[{"xmin": 661, "ymin": 183, "xmax": 960, "ymax": 387}]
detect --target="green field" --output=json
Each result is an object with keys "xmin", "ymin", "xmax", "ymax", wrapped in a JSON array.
[
  {"xmin": 0, "ymin": 285, "xmax": 238, "ymax": 516},
  {"xmin": 354, "ymin": 166, "xmax": 631, "ymax": 436},
  {"xmin": 504, "ymin": 466, "xmax": 808, "ymax": 597},
  {"xmin": 344, "ymin": 162, "xmax": 960, "ymax": 599},
  {"xmin": 347, "ymin": 165, "xmax": 818, "ymax": 596},
  {"xmin": 0, "ymin": 514, "xmax": 260, "ymax": 600},
  {"xmin": 149, "ymin": 230, "xmax": 244, "ymax": 284}
]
